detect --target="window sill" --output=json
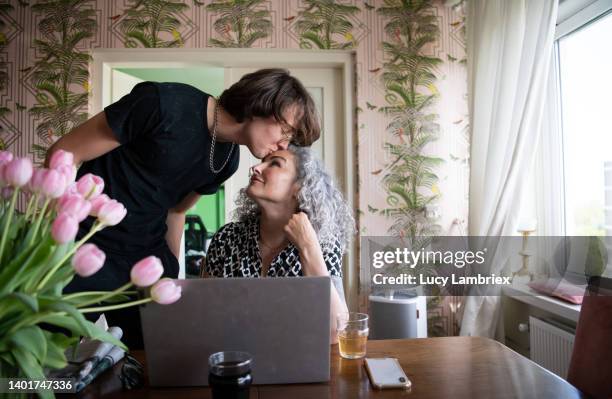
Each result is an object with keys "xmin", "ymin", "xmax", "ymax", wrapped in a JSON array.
[{"xmin": 502, "ymin": 283, "xmax": 581, "ymax": 323}]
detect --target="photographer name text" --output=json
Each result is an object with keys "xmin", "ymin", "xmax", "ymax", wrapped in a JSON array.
[{"xmin": 372, "ymin": 273, "xmax": 512, "ymax": 286}]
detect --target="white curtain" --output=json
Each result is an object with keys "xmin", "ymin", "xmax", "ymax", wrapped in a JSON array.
[
  {"xmin": 535, "ymin": 52, "xmax": 565, "ymax": 237},
  {"xmin": 460, "ymin": 0, "xmax": 558, "ymax": 337}
]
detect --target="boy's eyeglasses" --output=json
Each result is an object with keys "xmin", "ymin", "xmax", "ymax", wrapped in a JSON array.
[
  {"xmin": 280, "ymin": 123, "xmax": 295, "ymax": 141},
  {"xmin": 280, "ymin": 123, "xmax": 306, "ymax": 146}
]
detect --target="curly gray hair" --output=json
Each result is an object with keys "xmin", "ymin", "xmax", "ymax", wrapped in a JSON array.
[{"xmin": 233, "ymin": 145, "xmax": 355, "ymax": 253}]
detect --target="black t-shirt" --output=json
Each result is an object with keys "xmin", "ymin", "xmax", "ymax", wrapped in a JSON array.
[{"xmin": 76, "ymin": 81, "xmax": 239, "ymax": 255}]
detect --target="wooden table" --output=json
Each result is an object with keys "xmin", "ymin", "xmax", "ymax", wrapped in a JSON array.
[{"xmin": 73, "ymin": 337, "xmax": 584, "ymax": 398}]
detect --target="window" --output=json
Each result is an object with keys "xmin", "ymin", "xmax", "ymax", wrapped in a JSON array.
[
  {"xmin": 557, "ymin": 10, "xmax": 612, "ymax": 236},
  {"xmin": 522, "ymin": 2, "xmax": 612, "ymax": 278}
]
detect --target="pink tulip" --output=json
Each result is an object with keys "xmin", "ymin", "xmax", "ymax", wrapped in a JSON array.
[
  {"xmin": 72, "ymin": 243, "xmax": 106, "ymax": 277},
  {"xmin": 57, "ymin": 192, "xmax": 75, "ymax": 210},
  {"xmin": 58, "ymin": 194, "xmax": 91, "ymax": 222},
  {"xmin": 130, "ymin": 256, "xmax": 164, "ymax": 287},
  {"xmin": 0, "ymin": 151, "xmax": 14, "ymax": 166},
  {"xmin": 150, "ymin": 278, "xmax": 182, "ymax": 305},
  {"xmin": 51, "ymin": 213, "xmax": 79, "ymax": 244},
  {"xmin": 89, "ymin": 194, "xmax": 111, "ymax": 217},
  {"xmin": 49, "ymin": 149, "xmax": 74, "ymax": 170},
  {"xmin": 40, "ymin": 169, "xmax": 66, "ymax": 199},
  {"xmin": 28, "ymin": 168, "xmax": 46, "ymax": 194},
  {"xmin": 64, "ymin": 182, "xmax": 79, "ymax": 196},
  {"xmin": 0, "ymin": 152, "xmax": 14, "ymax": 187},
  {"xmin": 55, "ymin": 164, "xmax": 77, "ymax": 184},
  {"xmin": 4, "ymin": 157, "xmax": 33, "ymax": 187},
  {"xmin": 76, "ymin": 173, "xmax": 104, "ymax": 199},
  {"xmin": 97, "ymin": 199, "xmax": 127, "ymax": 226}
]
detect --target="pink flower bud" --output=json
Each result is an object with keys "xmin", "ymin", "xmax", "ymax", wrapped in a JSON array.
[
  {"xmin": 72, "ymin": 243, "xmax": 106, "ymax": 277},
  {"xmin": 97, "ymin": 199, "xmax": 127, "ymax": 226},
  {"xmin": 28, "ymin": 168, "xmax": 46, "ymax": 194},
  {"xmin": 58, "ymin": 194, "xmax": 91, "ymax": 222},
  {"xmin": 4, "ymin": 157, "xmax": 33, "ymax": 187},
  {"xmin": 49, "ymin": 149, "xmax": 74, "ymax": 169},
  {"xmin": 130, "ymin": 256, "xmax": 164, "ymax": 287},
  {"xmin": 150, "ymin": 278, "xmax": 182, "ymax": 305},
  {"xmin": 51, "ymin": 212, "xmax": 79, "ymax": 244},
  {"xmin": 40, "ymin": 169, "xmax": 66, "ymax": 199},
  {"xmin": 89, "ymin": 194, "xmax": 111, "ymax": 217},
  {"xmin": 0, "ymin": 151, "xmax": 14, "ymax": 166},
  {"xmin": 55, "ymin": 164, "xmax": 77, "ymax": 184},
  {"xmin": 64, "ymin": 182, "xmax": 79, "ymax": 196},
  {"xmin": 76, "ymin": 173, "xmax": 104, "ymax": 200},
  {"xmin": 0, "ymin": 151, "xmax": 14, "ymax": 187},
  {"xmin": 57, "ymin": 192, "xmax": 75, "ymax": 210}
]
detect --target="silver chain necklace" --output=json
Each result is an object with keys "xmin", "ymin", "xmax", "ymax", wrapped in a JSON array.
[{"xmin": 209, "ymin": 99, "xmax": 235, "ymax": 174}]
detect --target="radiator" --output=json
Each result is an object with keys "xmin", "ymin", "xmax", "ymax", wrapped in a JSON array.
[{"xmin": 529, "ymin": 316, "xmax": 576, "ymax": 378}]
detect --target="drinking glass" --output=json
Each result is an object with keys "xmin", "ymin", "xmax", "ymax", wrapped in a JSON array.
[
  {"xmin": 208, "ymin": 351, "xmax": 253, "ymax": 399},
  {"xmin": 337, "ymin": 312, "xmax": 369, "ymax": 359}
]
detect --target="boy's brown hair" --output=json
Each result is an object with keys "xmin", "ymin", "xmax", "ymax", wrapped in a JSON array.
[{"xmin": 218, "ymin": 68, "xmax": 320, "ymax": 146}]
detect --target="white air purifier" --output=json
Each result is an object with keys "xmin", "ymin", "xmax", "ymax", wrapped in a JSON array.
[{"xmin": 369, "ymin": 289, "xmax": 428, "ymax": 339}]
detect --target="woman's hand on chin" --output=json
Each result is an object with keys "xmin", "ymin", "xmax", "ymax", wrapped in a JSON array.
[
  {"xmin": 284, "ymin": 212, "xmax": 318, "ymax": 250},
  {"xmin": 284, "ymin": 212, "xmax": 329, "ymax": 277}
]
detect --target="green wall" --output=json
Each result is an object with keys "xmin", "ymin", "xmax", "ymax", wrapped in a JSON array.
[
  {"xmin": 192, "ymin": 186, "xmax": 225, "ymax": 236},
  {"xmin": 116, "ymin": 67, "xmax": 225, "ymax": 96}
]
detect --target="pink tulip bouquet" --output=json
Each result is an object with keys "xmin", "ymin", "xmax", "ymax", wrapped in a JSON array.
[{"xmin": 0, "ymin": 150, "xmax": 181, "ymax": 397}]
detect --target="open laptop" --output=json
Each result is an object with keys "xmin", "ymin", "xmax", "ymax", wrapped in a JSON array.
[{"xmin": 139, "ymin": 276, "xmax": 331, "ymax": 386}]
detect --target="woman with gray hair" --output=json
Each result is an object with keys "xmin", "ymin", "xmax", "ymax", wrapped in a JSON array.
[{"xmin": 203, "ymin": 145, "xmax": 354, "ymax": 341}]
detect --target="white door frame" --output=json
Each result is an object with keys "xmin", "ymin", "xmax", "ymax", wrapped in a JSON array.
[{"xmin": 90, "ymin": 48, "xmax": 358, "ymax": 309}]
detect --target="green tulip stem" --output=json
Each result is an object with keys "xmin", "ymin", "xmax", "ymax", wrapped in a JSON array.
[
  {"xmin": 44, "ymin": 199, "xmax": 56, "ymax": 218},
  {"xmin": 24, "ymin": 193, "xmax": 38, "ymax": 221},
  {"xmin": 28, "ymin": 197, "xmax": 51, "ymax": 247},
  {"xmin": 0, "ymin": 188, "xmax": 19, "ymax": 262},
  {"xmin": 64, "ymin": 289, "xmax": 138, "ymax": 300},
  {"xmin": 80, "ymin": 297, "xmax": 152, "ymax": 314},
  {"xmin": 36, "ymin": 222, "xmax": 103, "ymax": 290},
  {"xmin": 73, "ymin": 282, "xmax": 135, "ymax": 308}
]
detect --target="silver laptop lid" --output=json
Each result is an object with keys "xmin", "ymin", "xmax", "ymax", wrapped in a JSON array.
[{"xmin": 140, "ymin": 276, "xmax": 331, "ymax": 386}]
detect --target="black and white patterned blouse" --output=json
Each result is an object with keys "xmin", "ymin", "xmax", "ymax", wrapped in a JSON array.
[{"xmin": 205, "ymin": 216, "xmax": 344, "ymax": 278}]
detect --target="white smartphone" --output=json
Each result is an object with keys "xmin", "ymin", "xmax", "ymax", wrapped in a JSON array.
[{"xmin": 364, "ymin": 357, "xmax": 412, "ymax": 390}]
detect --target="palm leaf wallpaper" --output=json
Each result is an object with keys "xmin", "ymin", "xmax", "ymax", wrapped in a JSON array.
[
  {"xmin": 377, "ymin": 0, "xmax": 445, "ymax": 336},
  {"xmin": 0, "ymin": 2, "xmax": 14, "ymax": 144},
  {"xmin": 29, "ymin": 0, "xmax": 96, "ymax": 160},
  {"xmin": 206, "ymin": 0, "xmax": 272, "ymax": 48},
  {"xmin": 120, "ymin": 0, "xmax": 189, "ymax": 48},
  {"xmin": 377, "ymin": 0, "xmax": 442, "ymax": 240},
  {"xmin": 296, "ymin": 0, "xmax": 360, "ymax": 49},
  {"xmin": 4, "ymin": 0, "xmax": 467, "ymax": 336}
]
